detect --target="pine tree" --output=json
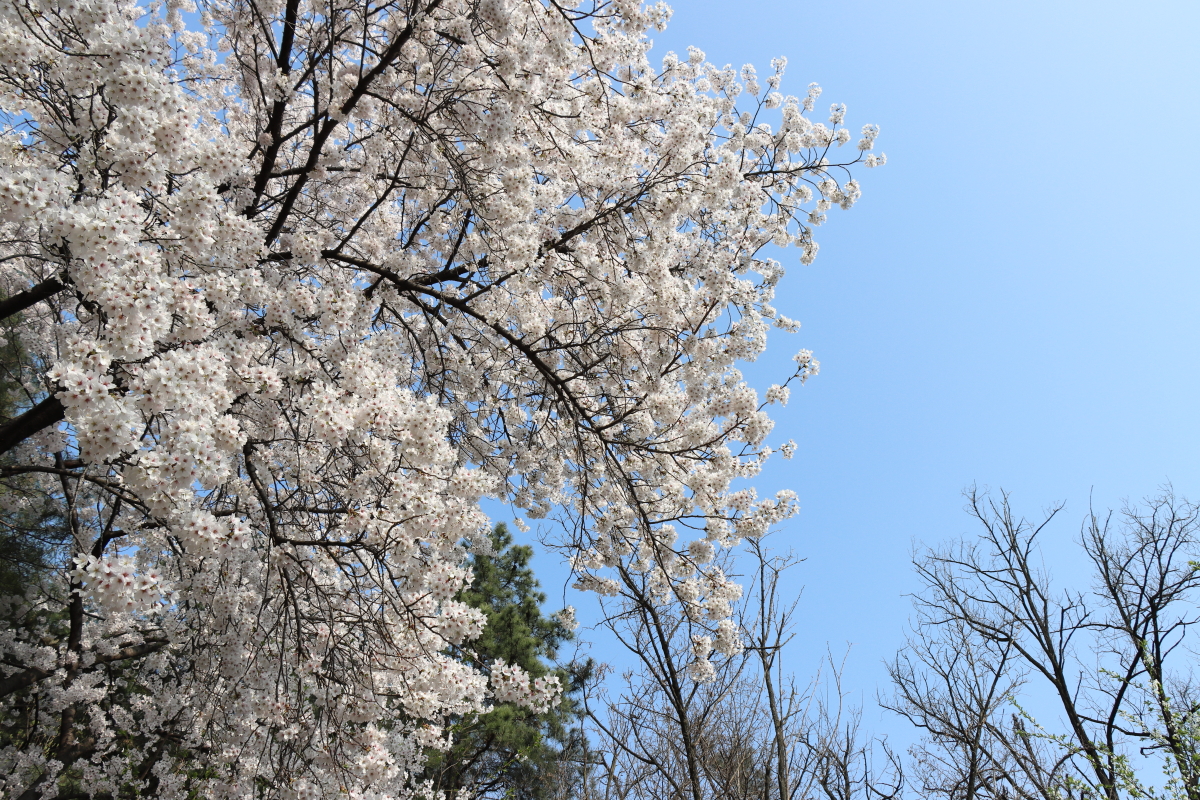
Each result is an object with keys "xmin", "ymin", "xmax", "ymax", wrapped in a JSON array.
[{"xmin": 424, "ymin": 523, "xmax": 588, "ymax": 800}]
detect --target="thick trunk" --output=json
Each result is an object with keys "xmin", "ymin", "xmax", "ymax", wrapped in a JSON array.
[
  {"xmin": 0, "ymin": 395, "xmax": 65, "ymax": 456},
  {"xmin": 0, "ymin": 276, "xmax": 64, "ymax": 322}
]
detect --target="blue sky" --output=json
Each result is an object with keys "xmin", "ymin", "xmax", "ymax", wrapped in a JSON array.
[{"xmin": 506, "ymin": 0, "xmax": 1200, "ymax": 740}]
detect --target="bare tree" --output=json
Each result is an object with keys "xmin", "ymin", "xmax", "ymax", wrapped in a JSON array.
[
  {"xmin": 577, "ymin": 537, "xmax": 903, "ymax": 800},
  {"xmin": 887, "ymin": 488, "xmax": 1200, "ymax": 800}
]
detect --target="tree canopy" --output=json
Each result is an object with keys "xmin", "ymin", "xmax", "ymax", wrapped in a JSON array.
[{"xmin": 0, "ymin": 0, "xmax": 878, "ymax": 795}]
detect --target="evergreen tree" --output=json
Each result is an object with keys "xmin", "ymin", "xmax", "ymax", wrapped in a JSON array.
[{"xmin": 424, "ymin": 523, "xmax": 589, "ymax": 800}]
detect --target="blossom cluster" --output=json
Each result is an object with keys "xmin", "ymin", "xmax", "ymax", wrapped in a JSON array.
[
  {"xmin": 70, "ymin": 555, "xmax": 166, "ymax": 613},
  {"xmin": 490, "ymin": 660, "xmax": 564, "ymax": 715}
]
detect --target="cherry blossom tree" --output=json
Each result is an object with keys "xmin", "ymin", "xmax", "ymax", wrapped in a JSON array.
[{"xmin": 0, "ymin": 0, "xmax": 882, "ymax": 794}]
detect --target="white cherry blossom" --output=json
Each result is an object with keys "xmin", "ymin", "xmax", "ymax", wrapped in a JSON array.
[{"xmin": 0, "ymin": 0, "xmax": 879, "ymax": 795}]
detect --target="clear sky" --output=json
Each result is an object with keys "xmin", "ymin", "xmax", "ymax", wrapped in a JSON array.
[{"xmin": 509, "ymin": 0, "xmax": 1200, "ymax": 740}]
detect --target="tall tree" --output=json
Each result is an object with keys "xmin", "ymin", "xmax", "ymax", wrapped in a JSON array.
[{"xmin": 0, "ymin": 0, "xmax": 881, "ymax": 793}]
